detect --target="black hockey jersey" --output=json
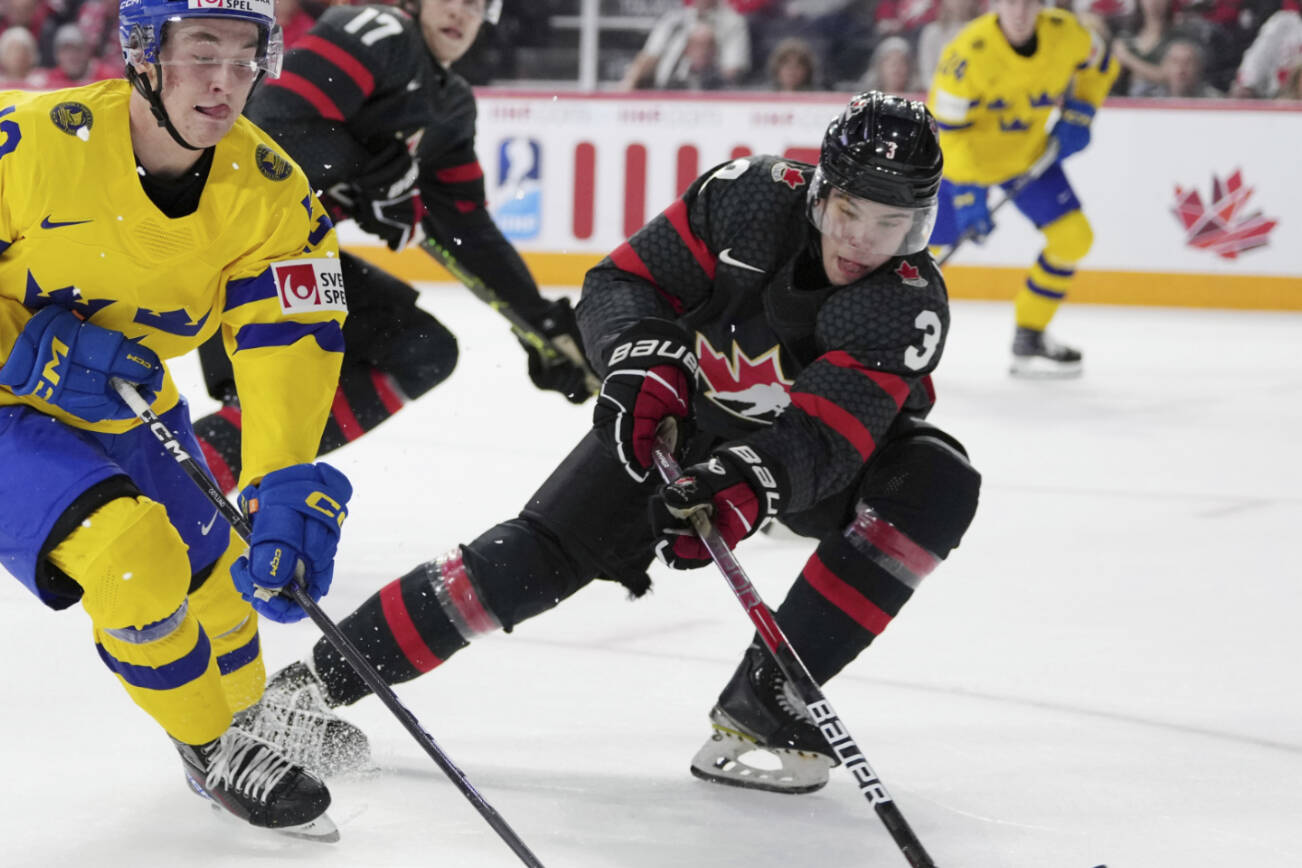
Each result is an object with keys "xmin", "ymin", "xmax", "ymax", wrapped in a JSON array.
[
  {"xmin": 578, "ymin": 155, "xmax": 949, "ymax": 514},
  {"xmin": 245, "ymin": 4, "xmax": 546, "ymax": 317}
]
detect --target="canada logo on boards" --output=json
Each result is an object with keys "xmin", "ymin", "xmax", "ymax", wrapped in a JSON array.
[
  {"xmin": 1171, "ymin": 170, "xmax": 1277, "ymax": 260},
  {"xmin": 272, "ymin": 258, "xmax": 347, "ymax": 314}
]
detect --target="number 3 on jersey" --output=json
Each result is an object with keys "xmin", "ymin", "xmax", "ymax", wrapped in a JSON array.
[{"xmin": 904, "ymin": 310, "xmax": 942, "ymax": 371}]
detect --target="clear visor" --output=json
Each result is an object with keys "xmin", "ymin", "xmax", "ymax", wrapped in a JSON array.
[
  {"xmin": 809, "ymin": 175, "xmax": 938, "ymax": 257},
  {"xmin": 126, "ymin": 19, "xmax": 284, "ymax": 80}
]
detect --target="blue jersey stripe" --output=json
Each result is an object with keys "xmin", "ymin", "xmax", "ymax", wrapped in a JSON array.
[
  {"xmin": 95, "ymin": 630, "xmax": 212, "ymax": 691},
  {"xmin": 217, "ymin": 633, "xmax": 260, "ymax": 675},
  {"xmin": 1036, "ymin": 254, "xmax": 1075, "ymax": 278},
  {"xmin": 234, "ymin": 321, "xmax": 345, "ymax": 353},
  {"xmin": 224, "ymin": 272, "xmax": 278, "ymax": 311}
]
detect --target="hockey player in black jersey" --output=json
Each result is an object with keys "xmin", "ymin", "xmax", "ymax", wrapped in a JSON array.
[
  {"xmin": 192, "ymin": 0, "xmax": 592, "ymax": 491},
  {"xmin": 240, "ymin": 92, "xmax": 982, "ymax": 794}
]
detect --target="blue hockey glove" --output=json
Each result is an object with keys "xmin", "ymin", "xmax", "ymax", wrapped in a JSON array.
[
  {"xmin": 230, "ymin": 463, "xmax": 352, "ymax": 624},
  {"xmin": 0, "ymin": 306, "xmax": 163, "ymax": 422},
  {"xmin": 1050, "ymin": 98, "xmax": 1095, "ymax": 161},
  {"xmin": 951, "ymin": 184, "xmax": 993, "ymax": 241}
]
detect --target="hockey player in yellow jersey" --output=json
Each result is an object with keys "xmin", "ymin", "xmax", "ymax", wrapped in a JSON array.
[
  {"xmin": 0, "ymin": 0, "xmax": 353, "ymax": 841},
  {"xmin": 927, "ymin": 0, "xmax": 1118, "ymax": 376}
]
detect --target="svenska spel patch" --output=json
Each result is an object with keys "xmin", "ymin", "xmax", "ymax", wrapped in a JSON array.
[
  {"xmin": 187, "ymin": 0, "xmax": 276, "ymax": 18},
  {"xmin": 271, "ymin": 257, "xmax": 347, "ymax": 315}
]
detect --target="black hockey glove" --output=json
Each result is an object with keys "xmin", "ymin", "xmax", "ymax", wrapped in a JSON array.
[
  {"xmin": 520, "ymin": 297, "xmax": 594, "ymax": 405},
  {"xmin": 593, "ymin": 319, "xmax": 699, "ymax": 483},
  {"xmin": 650, "ymin": 442, "xmax": 787, "ymax": 570},
  {"xmin": 347, "ymin": 141, "xmax": 426, "ymax": 252}
]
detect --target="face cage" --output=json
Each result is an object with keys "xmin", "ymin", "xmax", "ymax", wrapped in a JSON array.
[
  {"xmin": 806, "ymin": 167, "xmax": 938, "ymax": 257},
  {"xmin": 123, "ymin": 18, "xmax": 284, "ymax": 80}
]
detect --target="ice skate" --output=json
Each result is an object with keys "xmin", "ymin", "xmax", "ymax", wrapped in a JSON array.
[
  {"xmin": 173, "ymin": 719, "xmax": 338, "ymax": 842},
  {"xmin": 1010, "ymin": 326, "xmax": 1083, "ymax": 378},
  {"xmin": 236, "ymin": 661, "xmax": 374, "ymax": 779},
  {"xmin": 690, "ymin": 641, "xmax": 836, "ymax": 794}
]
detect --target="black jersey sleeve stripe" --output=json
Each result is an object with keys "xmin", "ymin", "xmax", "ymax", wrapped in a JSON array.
[
  {"xmin": 433, "ymin": 162, "xmax": 483, "ymax": 183},
  {"xmin": 787, "ymin": 390, "xmax": 877, "ymax": 460},
  {"xmin": 296, "ymin": 34, "xmax": 376, "ymax": 96},
  {"xmin": 266, "ymin": 71, "xmax": 345, "ymax": 121}
]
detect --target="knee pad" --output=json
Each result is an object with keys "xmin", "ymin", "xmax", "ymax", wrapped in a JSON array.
[
  {"xmin": 1041, "ymin": 209, "xmax": 1094, "ymax": 265},
  {"xmin": 461, "ymin": 517, "xmax": 588, "ymax": 631},
  {"xmin": 858, "ymin": 432, "xmax": 981, "ymax": 559},
  {"xmin": 382, "ymin": 312, "xmax": 459, "ymax": 399},
  {"xmin": 51, "ymin": 496, "xmax": 191, "ymax": 631}
]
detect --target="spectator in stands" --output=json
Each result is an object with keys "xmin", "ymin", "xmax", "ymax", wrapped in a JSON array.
[
  {"xmin": 277, "ymin": 0, "xmax": 317, "ymax": 50},
  {"xmin": 43, "ymin": 22, "xmax": 94, "ymax": 88},
  {"xmin": 1110, "ymin": 0, "xmax": 1183, "ymax": 95},
  {"xmin": 916, "ymin": 0, "xmax": 981, "ymax": 89},
  {"xmin": 1174, "ymin": 0, "xmax": 1276, "ymax": 93},
  {"xmin": 1150, "ymin": 34, "xmax": 1222, "ymax": 96},
  {"xmin": 1, "ymin": 0, "xmax": 57, "ymax": 68},
  {"xmin": 619, "ymin": 0, "xmax": 750, "ymax": 90},
  {"xmin": 662, "ymin": 21, "xmax": 728, "ymax": 89},
  {"xmin": 1230, "ymin": 2, "xmax": 1302, "ymax": 98},
  {"xmin": 1277, "ymin": 53, "xmax": 1302, "ymax": 99},
  {"xmin": 873, "ymin": 0, "xmax": 940, "ymax": 38},
  {"xmin": 74, "ymin": 0, "xmax": 126, "ymax": 81},
  {"xmin": 0, "ymin": 24, "xmax": 42, "ymax": 87},
  {"xmin": 766, "ymin": 35, "xmax": 820, "ymax": 90},
  {"xmin": 858, "ymin": 35, "xmax": 923, "ymax": 94}
]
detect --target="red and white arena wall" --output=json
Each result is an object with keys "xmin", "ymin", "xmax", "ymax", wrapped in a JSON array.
[{"xmin": 340, "ymin": 90, "xmax": 1302, "ymax": 311}]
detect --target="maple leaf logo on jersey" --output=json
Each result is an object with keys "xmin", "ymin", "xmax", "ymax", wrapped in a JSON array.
[
  {"xmin": 770, "ymin": 162, "xmax": 806, "ymax": 190},
  {"xmin": 895, "ymin": 260, "xmax": 928, "ymax": 288},
  {"xmin": 1171, "ymin": 170, "xmax": 1277, "ymax": 259},
  {"xmin": 696, "ymin": 335, "xmax": 793, "ymax": 424}
]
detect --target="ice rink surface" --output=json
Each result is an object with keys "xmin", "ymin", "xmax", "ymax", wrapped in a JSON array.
[{"xmin": 2, "ymin": 286, "xmax": 1300, "ymax": 867}]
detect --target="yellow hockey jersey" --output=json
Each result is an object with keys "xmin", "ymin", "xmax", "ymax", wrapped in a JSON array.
[
  {"xmin": 927, "ymin": 9, "xmax": 1118, "ymax": 186},
  {"xmin": 0, "ymin": 80, "xmax": 346, "ymax": 486}
]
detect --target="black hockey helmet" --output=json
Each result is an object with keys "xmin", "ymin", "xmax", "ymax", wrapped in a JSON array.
[
  {"xmin": 808, "ymin": 91, "xmax": 943, "ymax": 256},
  {"xmin": 393, "ymin": 0, "xmax": 502, "ymax": 24}
]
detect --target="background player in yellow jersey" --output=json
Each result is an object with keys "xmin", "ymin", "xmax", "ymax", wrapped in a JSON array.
[
  {"xmin": 0, "ymin": 0, "xmax": 353, "ymax": 841},
  {"xmin": 927, "ymin": 0, "xmax": 1117, "ymax": 377}
]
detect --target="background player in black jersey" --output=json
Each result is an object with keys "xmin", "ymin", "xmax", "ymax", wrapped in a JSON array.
[
  {"xmin": 239, "ymin": 92, "xmax": 982, "ymax": 795},
  {"xmin": 192, "ymin": 0, "xmax": 592, "ymax": 491}
]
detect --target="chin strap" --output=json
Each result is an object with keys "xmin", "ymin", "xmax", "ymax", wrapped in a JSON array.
[
  {"xmin": 127, "ymin": 62, "xmax": 202, "ymax": 152},
  {"xmin": 125, "ymin": 62, "xmax": 267, "ymax": 153}
]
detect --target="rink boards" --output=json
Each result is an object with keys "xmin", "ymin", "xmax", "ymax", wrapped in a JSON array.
[{"xmin": 342, "ymin": 90, "xmax": 1302, "ymax": 311}]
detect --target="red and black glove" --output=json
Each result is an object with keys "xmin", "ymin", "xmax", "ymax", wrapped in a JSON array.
[
  {"xmin": 593, "ymin": 319, "xmax": 699, "ymax": 482},
  {"xmin": 344, "ymin": 141, "xmax": 426, "ymax": 252},
  {"xmin": 651, "ymin": 442, "xmax": 787, "ymax": 569}
]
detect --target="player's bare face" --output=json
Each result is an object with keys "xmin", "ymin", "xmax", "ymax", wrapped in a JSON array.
[
  {"xmin": 421, "ymin": 0, "xmax": 484, "ymax": 66},
  {"xmin": 994, "ymin": 0, "xmax": 1040, "ymax": 46},
  {"xmin": 157, "ymin": 19, "xmax": 261, "ymax": 147},
  {"xmin": 819, "ymin": 189, "xmax": 912, "ymax": 285}
]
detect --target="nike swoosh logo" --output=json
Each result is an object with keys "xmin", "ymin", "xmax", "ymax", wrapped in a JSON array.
[
  {"xmin": 718, "ymin": 248, "xmax": 764, "ymax": 274},
  {"xmin": 199, "ymin": 510, "xmax": 220, "ymax": 536},
  {"xmin": 41, "ymin": 216, "xmax": 92, "ymax": 229}
]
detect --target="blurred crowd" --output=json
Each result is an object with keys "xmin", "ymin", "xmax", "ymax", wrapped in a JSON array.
[{"xmin": 2, "ymin": 0, "xmax": 1299, "ymax": 99}]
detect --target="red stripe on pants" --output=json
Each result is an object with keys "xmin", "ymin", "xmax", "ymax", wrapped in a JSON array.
[
  {"xmin": 801, "ymin": 552, "xmax": 893, "ymax": 635},
  {"xmin": 379, "ymin": 580, "xmax": 443, "ymax": 673}
]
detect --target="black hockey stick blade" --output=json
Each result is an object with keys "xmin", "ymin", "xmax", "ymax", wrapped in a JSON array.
[
  {"xmin": 651, "ymin": 420, "xmax": 938, "ymax": 868},
  {"xmin": 111, "ymin": 378, "xmax": 548, "ymax": 868}
]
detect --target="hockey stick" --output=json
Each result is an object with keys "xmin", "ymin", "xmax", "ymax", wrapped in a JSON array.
[
  {"xmin": 651, "ymin": 425, "xmax": 938, "ymax": 868},
  {"xmin": 417, "ymin": 234, "xmax": 601, "ymax": 396},
  {"xmin": 110, "ymin": 378, "xmax": 548, "ymax": 868},
  {"xmin": 937, "ymin": 140, "xmax": 1061, "ymax": 267}
]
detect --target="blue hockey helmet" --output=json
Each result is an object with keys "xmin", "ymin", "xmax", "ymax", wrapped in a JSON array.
[{"xmin": 119, "ymin": 0, "xmax": 284, "ymax": 78}]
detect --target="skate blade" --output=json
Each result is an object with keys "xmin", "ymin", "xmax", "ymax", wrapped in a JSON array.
[
  {"xmin": 690, "ymin": 726, "xmax": 832, "ymax": 795},
  {"xmin": 1009, "ymin": 355, "xmax": 1083, "ymax": 379},
  {"xmin": 273, "ymin": 813, "xmax": 340, "ymax": 844},
  {"xmin": 206, "ymin": 803, "xmax": 341, "ymax": 844}
]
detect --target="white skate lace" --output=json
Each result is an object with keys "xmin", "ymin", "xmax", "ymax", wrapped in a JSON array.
[
  {"xmin": 243, "ymin": 680, "xmax": 337, "ymax": 768},
  {"xmin": 205, "ymin": 731, "xmax": 293, "ymax": 804}
]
